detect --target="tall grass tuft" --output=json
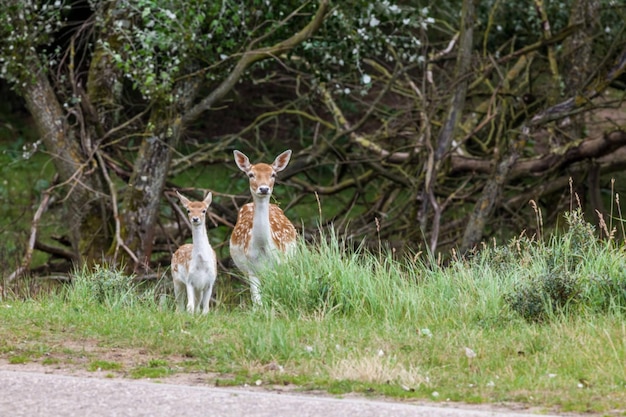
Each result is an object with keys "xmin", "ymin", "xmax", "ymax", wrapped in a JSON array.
[
  {"xmin": 64, "ymin": 264, "xmax": 159, "ymax": 311},
  {"xmin": 259, "ymin": 229, "xmax": 422, "ymax": 321}
]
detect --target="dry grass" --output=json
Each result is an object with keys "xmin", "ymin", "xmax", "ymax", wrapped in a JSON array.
[{"xmin": 329, "ymin": 353, "xmax": 429, "ymax": 389}]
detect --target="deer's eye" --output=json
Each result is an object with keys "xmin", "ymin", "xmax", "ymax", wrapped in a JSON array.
[
  {"xmin": 248, "ymin": 173, "xmax": 255, "ymax": 178},
  {"xmin": 186, "ymin": 209, "xmax": 190, "ymax": 214},
  {"xmin": 202, "ymin": 209, "xmax": 206, "ymax": 214},
  {"xmin": 271, "ymin": 172, "xmax": 276, "ymax": 178}
]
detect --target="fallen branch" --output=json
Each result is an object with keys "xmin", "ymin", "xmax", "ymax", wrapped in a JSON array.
[
  {"xmin": 6, "ymin": 190, "xmax": 54, "ymax": 283},
  {"xmin": 451, "ymin": 129, "xmax": 626, "ymax": 177},
  {"xmin": 34, "ymin": 240, "xmax": 77, "ymax": 261}
]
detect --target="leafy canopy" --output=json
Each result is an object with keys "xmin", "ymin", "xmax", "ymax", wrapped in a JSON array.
[{"xmin": 0, "ymin": 1, "xmax": 435, "ymax": 100}]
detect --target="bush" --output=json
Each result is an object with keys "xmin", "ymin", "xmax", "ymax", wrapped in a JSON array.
[
  {"xmin": 503, "ymin": 210, "xmax": 626, "ymax": 322},
  {"xmin": 505, "ymin": 269, "xmax": 582, "ymax": 322}
]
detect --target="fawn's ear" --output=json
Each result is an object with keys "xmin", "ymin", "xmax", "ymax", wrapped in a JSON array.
[
  {"xmin": 175, "ymin": 190, "xmax": 191, "ymax": 208},
  {"xmin": 203, "ymin": 192, "xmax": 213, "ymax": 207},
  {"xmin": 272, "ymin": 150, "xmax": 292, "ymax": 172},
  {"xmin": 233, "ymin": 150, "xmax": 251, "ymax": 173}
]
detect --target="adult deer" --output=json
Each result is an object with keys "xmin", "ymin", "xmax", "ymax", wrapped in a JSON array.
[
  {"xmin": 230, "ymin": 150, "xmax": 297, "ymax": 305},
  {"xmin": 171, "ymin": 191, "xmax": 217, "ymax": 314}
]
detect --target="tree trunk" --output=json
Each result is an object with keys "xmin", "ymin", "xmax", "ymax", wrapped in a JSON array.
[
  {"xmin": 86, "ymin": 2, "xmax": 124, "ymax": 135},
  {"xmin": 20, "ymin": 48, "xmax": 108, "ymax": 263},
  {"xmin": 562, "ymin": 0, "xmax": 600, "ymax": 215},
  {"xmin": 563, "ymin": 0, "xmax": 599, "ymax": 94},
  {"xmin": 419, "ymin": 0, "xmax": 476, "ymax": 251},
  {"xmin": 460, "ymin": 137, "xmax": 525, "ymax": 252},
  {"xmin": 119, "ymin": 113, "xmax": 182, "ymax": 271}
]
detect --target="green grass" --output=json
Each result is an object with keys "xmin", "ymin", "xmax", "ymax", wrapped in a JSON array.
[
  {"xmin": 8, "ymin": 355, "xmax": 30, "ymax": 364},
  {"xmin": 130, "ymin": 359, "xmax": 172, "ymax": 379},
  {"xmin": 88, "ymin": 360, "xmax": 123, "ymax": 372},
  {"xmin": 2, "ymin": 212, "xmax": 626, "ymax": 414}
]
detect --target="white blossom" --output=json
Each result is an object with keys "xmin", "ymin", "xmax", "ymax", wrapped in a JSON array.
[{"xmin": 164, "ymin": 10, "xmax": 176, "ymax": 20}]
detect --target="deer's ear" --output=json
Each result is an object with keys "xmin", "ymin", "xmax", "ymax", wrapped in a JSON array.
[
  {"xmin": 233, "ymin": 150, "xmax": 251, "ymax": 173},
  {"xmin": 176, "ymin": 190, "xmax": 191, "ymax": 208},
  {"xmin": 203, "ymin": 192, "xmax": 213, "ymax": 207},
  {"xmin": 272, "ymin": 150, "xmax": 292, "ymax": 172}
]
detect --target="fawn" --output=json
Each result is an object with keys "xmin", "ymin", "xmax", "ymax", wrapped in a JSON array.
[
  {"xmin": 230, "ymin": 150, "xmax": 297, "ymax": 304},
  {"xmin": 171, "ymin": 190, "xmax": 217, "ymax": 314}
]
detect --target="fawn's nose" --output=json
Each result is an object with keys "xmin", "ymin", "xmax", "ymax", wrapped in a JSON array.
[
  {"xmin": 258, "ymin": 186, "xmax": 271, "ymax": 195},
  {"xmin": 191, "ymin": 216, "xmax": 200, "ymax": 224}
]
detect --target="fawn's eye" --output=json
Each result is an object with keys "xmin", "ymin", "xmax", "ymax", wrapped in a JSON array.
[
  {"xmin": 202, "ymin": 209, "xmax": 206, "ymax": 214},
  {"xmin": 248, "ymin": 173, "xmax": 255, "ymax": 178},
  {"xmin": 186, "ymin": 209, "xmax": 190, "ymax": 214},
  {"xmin": 271, "ymin": 172, "xmax": 276, "ymax": 178}
]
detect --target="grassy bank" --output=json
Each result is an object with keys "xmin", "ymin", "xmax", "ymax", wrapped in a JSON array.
[{"xmin": 1, "ymin": 211, "xmax": 626, "ymax": 415}]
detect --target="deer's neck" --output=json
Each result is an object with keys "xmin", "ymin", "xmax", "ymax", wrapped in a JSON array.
[
  {"xmin": 191, "ymin": 224, "xmax": 211, "ymax": 260},
  {"xmin": 251, "ymin": 197, "xmax": 273, "ymax": 248}
]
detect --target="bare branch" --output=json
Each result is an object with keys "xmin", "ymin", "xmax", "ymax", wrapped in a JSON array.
[
  {"xmin": 95, "ymin": 149, "xmax": 140, "ymax": 267},
  {"xmin": 530, "ymin": 46, "xmax": 626, "ymax": 126}
]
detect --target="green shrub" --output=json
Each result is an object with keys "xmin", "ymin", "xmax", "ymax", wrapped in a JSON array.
[
  {"xmin": 505, "ymin": 269, "xmax": 582, "ymax": 322},
  {"xmin": 503, "ymin": 210, "xmax": 626, "ymax": 322}
]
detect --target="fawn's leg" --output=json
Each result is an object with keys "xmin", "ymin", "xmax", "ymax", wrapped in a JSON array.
[
  {"xmin": 200, "ymin": 283, "xmax": 214, "ymax": 315},
  {"xmin": 185, "ymin": 283, "xmax": 196, "ymax": 314}
]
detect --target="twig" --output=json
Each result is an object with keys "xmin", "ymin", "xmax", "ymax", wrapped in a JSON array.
[
  {"xmin": 94, "ymin": 149, "xmax": 140, "ymax": 267},
  {"xmin": 319, "ymin": 83, "xmax": 412, "ymax": 163}
]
